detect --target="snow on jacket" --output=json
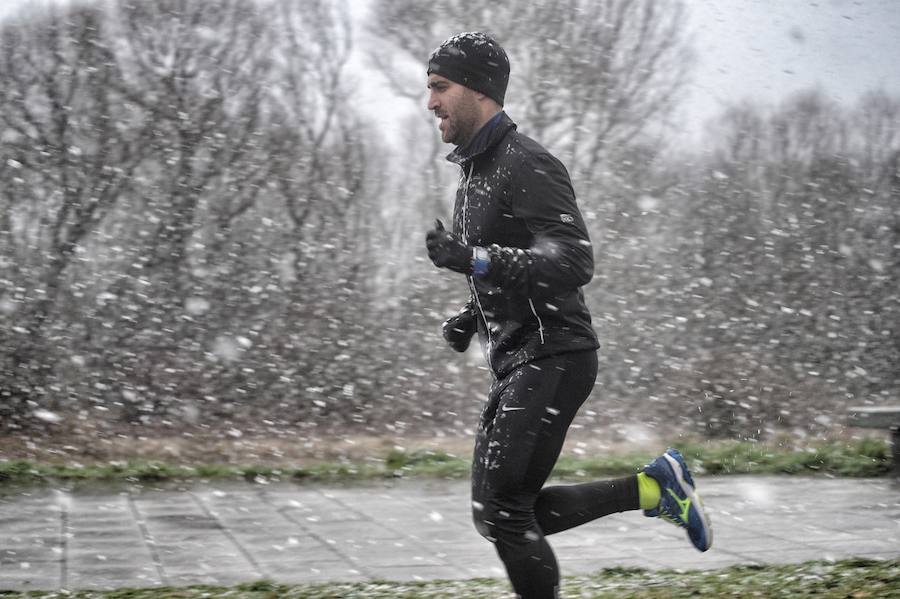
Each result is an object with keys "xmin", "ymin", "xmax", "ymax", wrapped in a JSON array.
[{"xmin": 449, "ymin": 111, "xmax": 599, "ymax": 378}]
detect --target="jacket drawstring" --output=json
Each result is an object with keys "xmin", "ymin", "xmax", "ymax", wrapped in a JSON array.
[{"xmin": 528, "ymin": 298, "xmax": 546, "ymax": 345}]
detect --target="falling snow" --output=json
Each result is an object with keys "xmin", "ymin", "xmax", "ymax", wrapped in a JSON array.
[{"xmin": 0, "ymin": 0, "xmax": 896, "ymax": 468}]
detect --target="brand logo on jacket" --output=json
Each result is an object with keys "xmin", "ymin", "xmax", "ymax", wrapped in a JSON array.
[{"xmin": 560, "ymin": 214, "xmax": 575, "ymax": 224}]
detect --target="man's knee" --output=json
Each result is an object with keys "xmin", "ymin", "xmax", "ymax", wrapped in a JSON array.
[
  {"xmin": 471, "ymin": 499, "xmax": 497, "ymax": 542},
  {"xmin": 472, "ymin": 497, "xmax": 540, "ymax": 546}
]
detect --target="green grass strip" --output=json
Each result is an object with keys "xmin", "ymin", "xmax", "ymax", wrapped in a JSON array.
[
  {"xmin": 0, "ymin": 438, "xmax": 892, "ymax": 487},
  {"xmin": 0, "ymin": 459, "xmax": 387, "ymax": 486},
  {"xmin": 554, "ymin": 436, "xmax": 893, "ymax": 479},
  {"xmin": 0, "ymin": 558, "xmax": 896, "ymax": 598}
]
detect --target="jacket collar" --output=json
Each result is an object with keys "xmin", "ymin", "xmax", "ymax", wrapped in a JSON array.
[{"xmin": 447, "ymin": 111, "xmax": 516, "ymax": 165}]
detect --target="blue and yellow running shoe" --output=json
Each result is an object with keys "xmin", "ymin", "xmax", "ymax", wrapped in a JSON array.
[{"xmin": 643, "ymin": 448, "xmax": 713, "ymax": 552}]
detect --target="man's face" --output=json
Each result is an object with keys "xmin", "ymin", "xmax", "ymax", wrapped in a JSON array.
[{"xmin": 427, "ymin": 74, "xmax": 480, "ymax": 146}]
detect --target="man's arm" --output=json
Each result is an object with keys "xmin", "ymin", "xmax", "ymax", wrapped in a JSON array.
[{"xmin": 481, "ymin": 151, "xmax": 594, "ymax": 297}]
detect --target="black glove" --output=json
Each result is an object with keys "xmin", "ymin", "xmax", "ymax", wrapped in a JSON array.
[
  {"xmin": 426, "ymin": 219, "xmax": 471, "ymax": 274},
  {"xmin": 442, "ymin": 304, "xmax": 477, "ymax": 352}
]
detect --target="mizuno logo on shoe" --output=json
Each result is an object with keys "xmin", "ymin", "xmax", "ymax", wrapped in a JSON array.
[{"xmin": 667, "ymin": 488, "xmax": 692, "ymax": 524}]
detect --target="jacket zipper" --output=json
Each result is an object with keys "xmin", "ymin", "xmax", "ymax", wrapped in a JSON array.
[{"xmin": 462, "ymin": 161, "xmax": 494, "ymax": 373}]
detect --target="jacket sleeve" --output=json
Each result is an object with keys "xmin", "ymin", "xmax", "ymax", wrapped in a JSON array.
[{"xmin": 481, "ymin": 151, "xmax": 594, "ymax": 298}]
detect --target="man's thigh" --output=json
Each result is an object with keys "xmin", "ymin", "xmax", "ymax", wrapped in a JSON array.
[{"xmin": 473, "ymin": 351, "xmax": 598, "ymax": 499}]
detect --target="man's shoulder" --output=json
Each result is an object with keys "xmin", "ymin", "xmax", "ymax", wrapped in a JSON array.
[{"xmin": 499, "ymin": 127, "xmax": 564, "ymax": 171}]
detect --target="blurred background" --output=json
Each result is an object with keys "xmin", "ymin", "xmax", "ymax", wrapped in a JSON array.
[{"xmin": 0, "ymin": 0, "xmax": 898, "ymax": 460}]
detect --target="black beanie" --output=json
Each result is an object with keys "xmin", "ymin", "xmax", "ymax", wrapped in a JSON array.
[{"xmin": 427, "ymin": 32, "xmax": 510, "ymax": 106}]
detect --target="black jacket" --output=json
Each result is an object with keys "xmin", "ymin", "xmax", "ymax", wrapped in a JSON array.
[{"xmin": 449, "ymin": 111, "xmax": 599, "ymax": 378}]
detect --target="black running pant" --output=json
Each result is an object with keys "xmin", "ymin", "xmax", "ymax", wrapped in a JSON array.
[{"xmin": 470, "ymin": 350, "xmax": 639, "ymax": 599}]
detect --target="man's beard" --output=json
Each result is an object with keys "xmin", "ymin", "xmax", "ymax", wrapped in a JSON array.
[{"xmin": 443, "ymin": 100, "xmax": 478, "ymax": 146}]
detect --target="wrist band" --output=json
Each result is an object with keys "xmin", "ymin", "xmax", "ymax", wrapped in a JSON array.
[{"xmin": 472, "ymin": 247, "xmax": 490, "ymax": 277}]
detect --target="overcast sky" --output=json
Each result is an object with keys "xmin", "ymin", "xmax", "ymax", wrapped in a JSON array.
[
  {"xmin": 2, "ymin": 0, "xmax": 898, "ymax": 144},
  {"xmin": 348, "ymin": 0, "xmax": 900, "ymax": 145},
  {"xmin": 682, "ymin": 0, "xmax": 900, "ymax": 140}
]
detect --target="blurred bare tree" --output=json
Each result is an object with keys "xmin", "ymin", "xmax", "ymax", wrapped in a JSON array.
[
  {"xmin": 0, "ymin": 0, "xmax": 377, "ymax": 431},
  {"xmin": 367, "ymin": 0, "xmax": 695, "ymax": 428},
  {"xmin": 369, "ymin": 0, "xmax": 692, "ymax": 206},
  {"xmin": 73, "ymin": 0, "xmax": 283, "ymax": 424},
  {"xmin": 244, "ymin": 0, "xmax": 385, "ymax": 427},
  {"xmin": 2, "ymin": 0, "xmax": 896, "ymax": 447},
  {"xmin": 0, "ymin": 4, "xmax": 148, "ymax": 423},
  {"xmin": 675, "ymin": 90, "xmax": 900, "ymax": 437}
]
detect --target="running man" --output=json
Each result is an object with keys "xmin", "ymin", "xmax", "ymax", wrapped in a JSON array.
[{"xmin": 424, "ymin": 32, "xmax": 712, "ymax": 599}]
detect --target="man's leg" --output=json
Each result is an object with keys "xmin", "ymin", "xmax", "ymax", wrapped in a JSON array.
[
  {"xmin": 471, "ymin": 350, "xmax": 633, "ymax": 598},
  {"xmin": 534, "ymin": 476, "xmax": 639, "ymax": 535}
]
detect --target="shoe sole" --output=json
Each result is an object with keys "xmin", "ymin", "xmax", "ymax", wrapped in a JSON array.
[{"xmin": 663, "ymin": 451, "xmax": 713, "ymax": 551}]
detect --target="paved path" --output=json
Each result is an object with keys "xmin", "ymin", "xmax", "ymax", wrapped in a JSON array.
[{"xmin": 1, "ymin": 476, "xmax": 898, "ymax": 591}]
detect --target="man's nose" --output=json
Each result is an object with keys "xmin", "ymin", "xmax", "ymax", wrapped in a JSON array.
[{"xmin": 427, "ymin": 91, "xmax": 439, "ymax": 111}]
